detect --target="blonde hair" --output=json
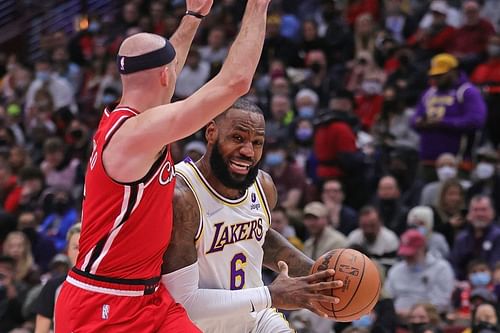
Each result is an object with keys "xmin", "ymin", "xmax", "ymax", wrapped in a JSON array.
[
  {"xmin": 409, "ymin": 303, "xmax": 441, "ymax": 326},
  {"xmin": 3, "ymin": 231, "xmax": 34, "ymax": 281},
  {"xmin": 66, "ymin": 222, "xmax": 81, "ymax": 242}
]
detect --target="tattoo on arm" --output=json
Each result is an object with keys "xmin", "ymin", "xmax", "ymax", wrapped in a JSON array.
[
  {"xmin": 162, "ymin": 177, "xmax": 200, "ymax": 274},
  {"xmin": 262, "ymin": 229, "xmax": 314, "ymax": 277}
]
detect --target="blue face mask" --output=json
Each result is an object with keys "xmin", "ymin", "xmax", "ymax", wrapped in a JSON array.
[
  {"xmin": 352, "ymin": 314, "xmax": 373, "ymax": 328},
  {"xmin": 409, "ymin": 263, "xmax": 424, "ymax": 273},
  {"xmin": 102, "ymin": 94, "xmax": 117, "ymax": 105},
  {"xmin": 298, "ymin": 106, "xmax": 315, "ymax": 119},
  {"xmin": 36, "ymin": 71, "xmax": 50, "ymax": 82},
  {"xmin": 296, "ymin": 127, "xmax": 313, "ymax": 141},
  {"xmin": 417, "ymin": 226, "xmax": 428, "ymax": 236},
  {"xmin": 265, "ymin": 153, "xmax": 284, "ymax": 167},
  {"xmin": 88, "ymin": 21, "xmax": 100, "ymax": 33},
  {"xmin": 470, "ymin": 272, "xmax": 491, "ymax": 287}
]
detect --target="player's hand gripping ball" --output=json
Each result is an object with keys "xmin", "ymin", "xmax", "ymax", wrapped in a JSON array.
[{"xmin": 310, "ymin": 248, "xmax": 381, "ymax": 322}]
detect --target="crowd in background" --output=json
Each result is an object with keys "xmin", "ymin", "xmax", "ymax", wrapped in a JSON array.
[{"xmin": 0, "ymin": 0, "xmax": 500, "ymax": 332}]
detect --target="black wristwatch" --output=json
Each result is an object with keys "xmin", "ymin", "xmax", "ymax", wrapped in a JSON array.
[{"xmin": 185, "ymin": 10, "xmax": 205, "ymax": 19}]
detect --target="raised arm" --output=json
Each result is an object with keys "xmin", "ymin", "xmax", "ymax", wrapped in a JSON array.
[
  {"xmin": 258, "ymin": 171, "xmax": 315, "ymax": 277},
  {"xmin": 120, "ymin": 0, "xmax": 270, "ymax": 155},
  {"xmin": 170, "ymin": 0, "xmax": 213, "ymax": 75}
]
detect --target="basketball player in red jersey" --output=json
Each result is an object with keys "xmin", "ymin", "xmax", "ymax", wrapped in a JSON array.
[{"xmin": 54, "ymin": 0, "xmax": 274, "ymax": 331}]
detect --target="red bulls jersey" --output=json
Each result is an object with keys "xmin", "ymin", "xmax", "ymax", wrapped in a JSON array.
[{"xmin": 76, "ymin": 105, "xmax": 175, "ymax": 280}]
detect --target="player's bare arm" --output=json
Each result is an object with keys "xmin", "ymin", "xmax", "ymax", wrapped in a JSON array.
[
  {"xmin": 259, "ymin": 171, "xmax": 314, "ymax": 277},
  {"xmin": 162, "ymin": 177, "xmax": 199, "ymax": 274},
  {"xmin": 105, "ymin": 0, "xmax": 270, "ymax": 183},
  {"xmin": 170, "ymin": 0, "xmax": 214, "ymax": 75},
  {"xmin": 263, "ymin": 229, "xmax": 313, "ymax": 276}
]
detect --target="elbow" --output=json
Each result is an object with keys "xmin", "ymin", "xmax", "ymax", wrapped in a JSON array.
[{"xmin": 228, "ymin": 75, "xmax": 252, "ymax": 97}]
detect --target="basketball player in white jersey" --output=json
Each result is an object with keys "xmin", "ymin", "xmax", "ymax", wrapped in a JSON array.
[{"xmin": 162, "ymin": 99, "xmax": 343, "ymax": 332}]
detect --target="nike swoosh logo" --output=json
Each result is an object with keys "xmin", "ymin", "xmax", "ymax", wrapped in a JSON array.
[
  {"xmin": 250, "ymin": 300, "xmax": 255, "ymax": 312},
  {"xmin": 206, "ymin": 207, "xmax": 223, "ymax": 217}
]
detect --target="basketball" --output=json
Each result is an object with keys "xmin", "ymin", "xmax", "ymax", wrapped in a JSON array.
[{"xmin": 310, "ymin": 248, "xmax": 381, "ymax": 322}]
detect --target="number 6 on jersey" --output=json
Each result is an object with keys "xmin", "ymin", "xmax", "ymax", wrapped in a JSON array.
[{"xmin": 230, "ymin": 253, "xmax": 247, "ymax": 290}]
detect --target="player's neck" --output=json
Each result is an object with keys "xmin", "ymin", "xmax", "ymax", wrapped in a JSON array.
[{"xmin": 119, "ymin": 89, "xmax": 164, "ymax": 112}]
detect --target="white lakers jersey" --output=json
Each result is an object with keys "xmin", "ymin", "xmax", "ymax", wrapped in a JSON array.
[{"xmin": 175, "ymin": 160, "xmax": 273, "ymax": 332}]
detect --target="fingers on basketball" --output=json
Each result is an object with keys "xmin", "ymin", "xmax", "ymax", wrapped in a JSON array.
[{"xmin": 309, "ymin": 248, "xmax": 381, "ymax": 322}]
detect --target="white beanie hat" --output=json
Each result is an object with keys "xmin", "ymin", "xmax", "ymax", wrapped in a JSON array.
[{"xmin": 407, "ymin": 206, "xmax": 434, "ymax": 230}]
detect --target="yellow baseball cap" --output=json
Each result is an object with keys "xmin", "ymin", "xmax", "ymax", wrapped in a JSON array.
[{"xmin": 428, "ymin": 53, "xmax": 459, "ymax": 76}]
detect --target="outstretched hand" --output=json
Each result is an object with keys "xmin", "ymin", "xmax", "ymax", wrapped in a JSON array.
[
  {"xmin": 268, "ymin": 261, "xmax": 343, "ymax": 318},
  {"xmin": 186, "ymin": 0, "xmax": 213, "ymax": 16}
]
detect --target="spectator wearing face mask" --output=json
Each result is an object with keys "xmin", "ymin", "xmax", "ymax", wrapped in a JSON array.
[
  {"xmin": 372, "ymin": 85, "xmax": 420, "ymax": 150},
  {"xmin": 407, "ymin": 303, "xmax": 443, "ymax": 333},
  {"xmin": 38, "ymin": 189, "xmax": 78, "ymax": 252},
  {"xmin": 302, "ymin": 49, "xmax": 336, "ymax": 105},
  {"xmin": 408, "ymin": 1, "xmax": 457, "ymax": 54},
  {"xmin": 263, "ymin": 143, "xmax": 309, "ymax": 214},
  {"xmin": 17, "ymin": 210, "xmax": 56, "ymax": 273},
  {"xmin": 354, "ymin": 75, "xmax": 385, "ymax": 132},
  {"xmin": 463, "ymin": 303, "xmax": 499, "ymax": 333},
  {"xmin": 373, "ymin": 175, "xmax": 409, "ymax": 236},
  {"xmin": 24, "ymin": 56, "xmax": 77, "ymax": 115},
  {"xmin": 467, "ymin": 147, "xmax": 500, "ymax": 215},
  {"xmin": 420, "ymin": 153, "xmax": 470, "ymax": 207},
  {"xmin": 407, "ymin": 206, "xmax": 449, "ymax": 260},
  {"xmin": 471, "ymin": 34, "xmax": 500, "ymax": 147},
  {"xmin": 291, "ymin": 118, "xmax": 315, "ymax": 177},
  {"xmin": 385, "ymin": 229, "xmax": 455, "ymax": 317},
  {"xmin": 294, "ymin": 88, "xmax": 319, "ymax": 120},
  {"xmin": 411, "ymin": 54, "xmax": 487, "ymax": 182},
  {"xmin": 450, "ymin": 195, "xmax": 500, "ymax": 280},
  {"xmin": 451, "ymin": 259, "xmax": 495, "ymax": 320}
]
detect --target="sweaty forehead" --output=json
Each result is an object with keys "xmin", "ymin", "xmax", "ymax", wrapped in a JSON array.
[{"xmin": 220, "ymin": 109, "xmax": 265, "ymax": 133}]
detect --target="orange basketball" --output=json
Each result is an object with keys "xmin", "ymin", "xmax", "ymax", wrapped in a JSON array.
[{"xmin": 310, "ymin": 248, "xmax": 381, "ymax": 322}]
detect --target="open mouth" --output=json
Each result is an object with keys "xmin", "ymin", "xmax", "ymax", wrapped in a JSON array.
[{"xmin": 229, "ymin": 160, "xmax": 252, "ymax": 175}]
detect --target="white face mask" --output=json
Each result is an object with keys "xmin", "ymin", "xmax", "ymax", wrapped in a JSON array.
[
  {"xmin": 437, "ymin": 166, "xmax": 457, "ymax": 182},
  {"xmin": 472, "ymin": 219, "xmax": 490, "ymax": 229},
  {"xmin": 361, "ymin": 81, "xmax": 382, "ymax": 95},
  {"xmin": 475, "ymin": 162, "xmax": 495, "ymax": 180}
]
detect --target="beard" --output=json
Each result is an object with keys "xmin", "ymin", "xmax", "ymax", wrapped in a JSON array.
[{"xmin": 209, "ymin": 141, "xmax": 260, "ymax": 192}]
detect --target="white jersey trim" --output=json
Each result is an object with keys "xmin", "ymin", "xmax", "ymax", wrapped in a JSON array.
[
  {"xmin": 89, "ymin": 185, "xmax": 132, "ymax": 274},
  {"xmin": 66, "ymin": 276, "xmax": 156, "ymax": 297}
]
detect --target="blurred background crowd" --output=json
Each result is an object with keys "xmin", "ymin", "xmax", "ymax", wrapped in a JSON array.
[{"xmin": 0, "ymin": 0, "xmax": 499, "ymax": 332}]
